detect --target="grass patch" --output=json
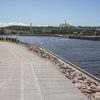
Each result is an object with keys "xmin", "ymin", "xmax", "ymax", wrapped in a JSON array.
[
  {"xmin": 0, "ymin": 39, "xmax": 12, "ymax": 42},
  {"xmin": 19, "ymin": 33, "xmax": 60, "ymax": 37}
]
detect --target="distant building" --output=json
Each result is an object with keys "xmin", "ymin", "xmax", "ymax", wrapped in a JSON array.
[
  {"xmin": 58, "ymin": 21, "xmax": 78, "ymax": 34},
  {"xmin": 59, "ymin": 23, "xmax": 70, "ymax": 28},
  {"xmin": 42, "ymin": 27, "xmax": 59, "ymax": 34},
  {"xmin": 4, "ymin": 29, "xmax": 11, "ymax": 34},
  {"xmin": 59, "ymin": 20, "xmax": 74, "ymax": 30},
  {"xmin": 80, "ymin": 29, "xmax": 95, "ymax": 36},
  {"xmin": 42, "ymin": 27, "xmax": 52, "ymax": 34},
  {"xmin": 96, "ymin": 29, "xmax": 100, "ymax": 35}
]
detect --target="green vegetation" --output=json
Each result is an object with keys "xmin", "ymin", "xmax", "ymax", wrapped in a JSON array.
[
  {"xmin": 0, "ymin": 25, "xmax": 100, "ymax": 36},
  {"xmin": 0, "ymin": 28, "xmax": 5, "ymax": 35},
  {"xmin": 19, "ymin": 33, "xmax": 60, "ymax": 37},
  {"xmin": 0, "ymin": 39, "xmax": 11, "ymax": 42}
]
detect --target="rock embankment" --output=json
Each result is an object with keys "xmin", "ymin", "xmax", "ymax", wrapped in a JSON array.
[{"xmin": 22, "ymin": 43, "xmax": 100, "ymax": 100}]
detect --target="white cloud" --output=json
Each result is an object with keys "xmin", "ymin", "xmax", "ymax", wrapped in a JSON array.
[{"xmin": 0, "ymin": 22, "xmax": 28, "ymax": 27}]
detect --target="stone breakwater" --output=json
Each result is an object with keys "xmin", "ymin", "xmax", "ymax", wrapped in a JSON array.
[{"xmin": 21, "ymin": 43, "xmax": 100, "ymax": 100}]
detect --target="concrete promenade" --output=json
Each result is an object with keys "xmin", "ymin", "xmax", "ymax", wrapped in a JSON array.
[{"xmin": 0, "ymin": 42, "xmax": 88, "ymax": 100}]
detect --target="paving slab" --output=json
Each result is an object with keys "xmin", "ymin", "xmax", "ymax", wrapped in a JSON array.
[{"xmin": 0, "ymin": 42, "xmax": 89, "ymax": 100}]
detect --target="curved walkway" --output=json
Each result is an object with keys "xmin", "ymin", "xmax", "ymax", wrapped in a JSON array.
[{"xmin": 0, "ymin": 42, "xmax": 88, "ymax": 100}]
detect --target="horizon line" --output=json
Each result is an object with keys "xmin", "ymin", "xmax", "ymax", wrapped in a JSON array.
[{"xmin": 0, "ymin": 22, "xmax": 100, "ymax": 27}]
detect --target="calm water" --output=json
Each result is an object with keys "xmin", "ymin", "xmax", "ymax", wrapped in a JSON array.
[{"xmin": 18, "ymin": 36, "xmax": 100, "ymax": 78}]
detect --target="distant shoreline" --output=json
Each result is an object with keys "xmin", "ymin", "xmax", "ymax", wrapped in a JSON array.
[
  {"xmin": 0, "ymin": 34, "xmax": 100, "ymax": 41},
  {"xmin": 68, "ymin": 35, "xmax": 100, "ymax": 41},
  {"xmin": 19, "ymin": 34, "xmax": 100, "ymax": 40},
  {"xmin": 19, "ymin": 33, "xmax": 60, "ymax": 37}
]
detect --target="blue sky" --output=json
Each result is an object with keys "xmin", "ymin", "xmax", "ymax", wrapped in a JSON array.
[{"xmin": 0, "ymin": 0, "xmax": 100, "ymax": 26}]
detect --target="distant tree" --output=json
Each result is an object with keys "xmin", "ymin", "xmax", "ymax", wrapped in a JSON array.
[{"xmin": 0, "ymin": 28, "xmax": 5, "ymax": 35}]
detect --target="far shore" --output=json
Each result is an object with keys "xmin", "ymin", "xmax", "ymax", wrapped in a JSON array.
[{"xmin": 0, "ymin": 34, "xmax": 100, "ymax": 41}]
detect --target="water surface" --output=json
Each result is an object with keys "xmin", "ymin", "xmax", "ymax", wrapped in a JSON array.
[{"xmin": 18, "ymin": 36, "xmax": 100, "ymax": 78}]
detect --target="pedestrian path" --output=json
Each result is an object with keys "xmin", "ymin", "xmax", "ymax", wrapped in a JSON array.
[{"xmin": 0, "ymin": 42, "xmax": 88, "ymax": 100}]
